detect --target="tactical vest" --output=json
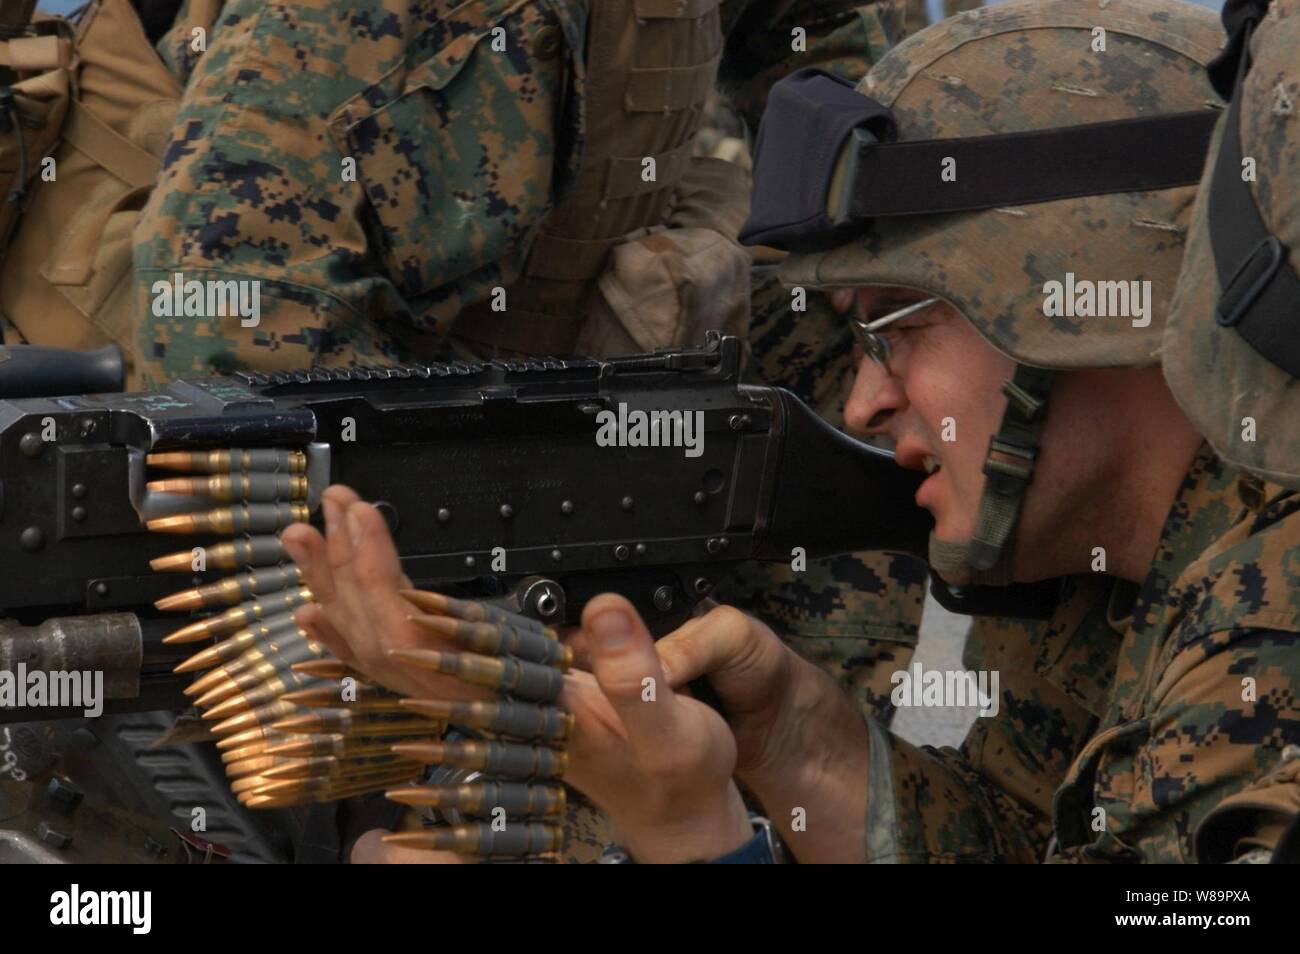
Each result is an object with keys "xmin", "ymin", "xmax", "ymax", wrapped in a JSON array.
[
  {"xmin": 0, "ymin": 0, "xmax": 216, "ymax": 367},
  {"xmin": 451, "ymin": 0, "xmax": 750, "ymax": 357}
]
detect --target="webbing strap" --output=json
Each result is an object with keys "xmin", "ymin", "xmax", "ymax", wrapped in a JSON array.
[
  {"xmin": 967, "ymin": 364, "xmax": 1054, "ymax": 572},
  {"xmin": 524, "ymin": 233, "xmax": 620, "ymax": 281},
  {"xmin": 845, "ymin": 110, "xmax": 1218, "ymax": 220},
  {"xmin": 740, "ymin": 68, "xmax": 1219, "ymax": 253},
  {"xmin": 605, "ymin": 138, "xmax": 695, "ymax": 200},
  {"xmin": 625, "ymin": 57, "xmax": 719, "ymax": 113},
  {"xmin": 61, "ymin": 100, "xmax": 158, "ymax": 189},
  {"xmin": 0, "ymin": 34, "xmax": 69, "ymax": 71},
  {"xmin": 1206, "ymin": 14, "xmax": 1300, "ymax": 376}
]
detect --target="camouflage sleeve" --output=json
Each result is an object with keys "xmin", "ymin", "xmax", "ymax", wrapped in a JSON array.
[
  {"xmin": 863, "ymin": 609, "xmax": 1104, "ymax": 862},
  {"xmin": 1052, "ymin": 629, "xmax": 1300, "ymax": 864},
  {"xmin": 718, "ymin": 1, "xmax": 906, "ymax": 133},
  {"xmin": 132, "ymin": 0, "xmax": 582, "ymax": 384},
  {"xmin": 863, "ymin": 721, "xmax": 1050, "ymax": 862},
  {"xmin": 155, "ymin": 0, "xmax": 226, "ymax": 89}
]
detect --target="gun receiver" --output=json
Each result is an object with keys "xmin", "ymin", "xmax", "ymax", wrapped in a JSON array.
[{"xmin": 0, "ymin": 333, "xmax": 931, "ymax": 721}]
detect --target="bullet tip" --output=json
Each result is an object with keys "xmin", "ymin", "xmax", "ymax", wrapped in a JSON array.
[
  {"xmin": 161, "ymin": 619, "xmax": 216, "ymax": 645},
  {"xmin": 146, "ymin": 514, "xmax": 196, "ymax": 534},
  {"xmin": 150, "ymin": 551, "xmax": 196, "ymax": 572},
  {"xmin": 155, "ymin": 590, "xmax": 201, "ymax": 613}
]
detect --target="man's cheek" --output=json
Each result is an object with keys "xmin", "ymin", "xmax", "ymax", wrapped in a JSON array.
[{"xmin": 936, "ymin": 451, "xmax": 984, "ymax": 540}]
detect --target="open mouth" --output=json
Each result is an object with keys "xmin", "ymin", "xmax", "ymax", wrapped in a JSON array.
[{"xmin": 915, "ymin": 455, "xmax": 944, "ymax": 512}]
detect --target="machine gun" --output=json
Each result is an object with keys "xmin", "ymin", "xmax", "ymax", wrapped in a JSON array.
[{"xmin": 0, "ymin": 333, "xmax": 933, "ymax": 724}]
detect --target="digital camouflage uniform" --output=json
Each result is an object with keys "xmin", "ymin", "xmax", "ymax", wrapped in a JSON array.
[
  {"xmin": 1162, "ymin": 0, "xmax": 1300, "ymax": 863},
  {"xmin": 781, "ymin": 0, "xmax": 1300, "ymax": 862},
  {"xmin": 132, "ymin": 0, "xmax": 908, "ymax": 379},
  {"xmin": 863, "ymin": 449, "xmax": 1300, "ymax": 862},
  {"xmin": 133, "ymin": 0, "xmax": 924, "ymax": 859}
]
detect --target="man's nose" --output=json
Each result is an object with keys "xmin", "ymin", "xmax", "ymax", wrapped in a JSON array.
[{"xmin": 843, "ymin": 354, "xmax": 905, "ymax": 438}]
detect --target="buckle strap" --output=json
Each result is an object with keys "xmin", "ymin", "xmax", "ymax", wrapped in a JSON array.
[
  {"xmin": 984, "ymin": 437, "xmax": 1037, "ymax": 484},
  {"xmin": 1001, "ymin": 376, "xmax": 1047, "ymax": 420},
  {"xmin": 968, "ymin": 364, "xmax": 1053, "ymax": 571}
]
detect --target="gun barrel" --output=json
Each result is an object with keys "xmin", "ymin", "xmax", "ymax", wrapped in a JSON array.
[
  {"xmin": 0, "ymin": 345, "xmax": 125, "ymax": 398},
  {"xmin": 0, "ymin": 612, "xmax": 141, "ymax": 718}
]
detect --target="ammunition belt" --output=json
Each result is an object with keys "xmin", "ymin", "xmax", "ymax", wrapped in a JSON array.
[{"xmin": 145, "ymin": 445, "xmax": 572, "ymax": 862}]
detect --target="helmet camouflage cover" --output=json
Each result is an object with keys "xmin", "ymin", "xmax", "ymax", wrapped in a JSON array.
[
  {"xmin": 781, "ymin": 0, "xmax": 1225, "ymax": 370},
  {"xmin": 1164, "ymin": 0, "xmax": 1300, "ymax": 489}
]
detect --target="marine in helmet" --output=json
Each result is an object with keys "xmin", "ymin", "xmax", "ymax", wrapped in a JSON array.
[
  {"xmin": 127, "ymin": 0, "xmax": 933, "ymax": 863},
  {"xmin": 275, "ymin": 0, "xmax": 1300, "ymax": 863},
  {"xmin": 1161, "ymin": 0, "xmax": 1300, "ymax": 865}
]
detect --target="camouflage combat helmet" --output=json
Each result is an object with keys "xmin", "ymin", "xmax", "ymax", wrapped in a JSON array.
[
  {"xmin": 1164, "ymin": 0, "xmax": 1300, "ymax": 490},
  {"xmin": 768, "ymin": 0, "xmax": 1225, "ymax": 584}
]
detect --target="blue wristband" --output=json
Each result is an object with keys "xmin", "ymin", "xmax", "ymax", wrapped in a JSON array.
[
  {"xmin": 707, "ymin": 825, "xmax": 775, "ymax": 864},
  {"xmin": 598, "ymin": 814, "xmax": 786, "ymax": 864}
]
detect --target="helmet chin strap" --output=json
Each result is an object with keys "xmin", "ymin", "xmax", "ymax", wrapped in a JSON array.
[
  {"xmin": 928, "ymin": 364, "xmax": 1054, "ymax": 587},
  {"xmin": 928, "ymin": 535, "xmax": 1013, "ymax": 586}
]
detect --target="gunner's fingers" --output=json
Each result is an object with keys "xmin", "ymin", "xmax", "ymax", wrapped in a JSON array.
[
  {"xmin": 317, "ymin": 485, "xmax": 374, "ymax": 638},
  {"xmin": 321, "ymin": 485, "xmax": 364, "ymax": 576},
  {"xmin": 654, "ymin": 606, "xmax": 757, "ymax": 689},
  {"xmin": 582, "ymin": 594, "xmax": 679, "ymax": 754},
  {"xmin": 294, "ymin": 603, "xmax": 356, "ymax": 667},
  {"xmin": 281, "ymin": 523, "xmax": 337, "ymax": 606},
  {"xmin": 344, "ymin": 501, "xmax": 405, "ymax": 590},
  {"xmin": 343, "ymin": 501, "xmax": 422, "ymax": 646}
]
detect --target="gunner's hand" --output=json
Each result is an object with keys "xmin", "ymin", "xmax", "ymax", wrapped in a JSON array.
[{"xmin": 281, "ymin": 485, "xmax": 494, "ymax": 700}]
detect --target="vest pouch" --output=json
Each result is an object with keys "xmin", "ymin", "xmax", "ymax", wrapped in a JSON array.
[
  {"xmin": 575, "ymin": 225, "xmax": 750, "ymax": 356},
  {"xmin": 574, "ymin": 156, "xmax": 752, "ymax": 357}
]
